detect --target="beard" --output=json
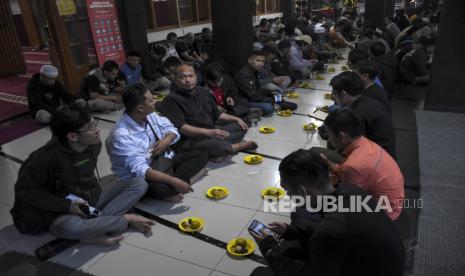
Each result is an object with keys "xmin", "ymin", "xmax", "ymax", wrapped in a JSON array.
[{"xmin": 177, "ymin": 86, "xmax": 195, "ymax": 95}]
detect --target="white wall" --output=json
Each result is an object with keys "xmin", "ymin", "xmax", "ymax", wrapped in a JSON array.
[{"xmin": 147, "ymin": 12, "xmax": 283, "ymax": 43}]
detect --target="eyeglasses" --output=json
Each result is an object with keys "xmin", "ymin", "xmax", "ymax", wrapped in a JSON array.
[{"xmin": 79, "ymin": 120, "xmax": 100, "ymax": 133}]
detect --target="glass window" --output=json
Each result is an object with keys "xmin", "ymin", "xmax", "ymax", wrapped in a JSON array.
[
  {"xmin": 153, "ymin": 0, "xmax": 179, "ymax": 28},
  {"xmin": 266, "ymin": 0, "xmax": 280, "ymax": 13},
  {"xmin": 197, "ymin": 0, "xmax": 210, "ymax": 21},
  {"xmin": 256, "ymin": 0, "xmax": 265, "ymax": 14},
  {"xmin": 178, "ymin": 0, "xmax": 194, "ymax": 23}
]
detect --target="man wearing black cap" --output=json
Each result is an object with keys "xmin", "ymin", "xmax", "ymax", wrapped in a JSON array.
[{"xmin": 27, "ymin": 65, "xmax": 74, "ymax": 124}]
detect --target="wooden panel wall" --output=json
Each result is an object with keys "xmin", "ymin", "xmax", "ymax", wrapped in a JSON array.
[
  {"xmin": 0, "ymin": 0, "xmax": 26, "ymax": 77},
  {"xmin": 17, "ymin": 0, "xmax": 42, "ymax": 48}
]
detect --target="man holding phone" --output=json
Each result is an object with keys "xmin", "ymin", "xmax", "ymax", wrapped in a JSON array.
[{"xmin": 249, "ymin": 149, "xmax": 405, "ymax": 276}]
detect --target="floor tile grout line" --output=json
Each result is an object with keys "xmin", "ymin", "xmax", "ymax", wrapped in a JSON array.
[
  {"xmin": 0, "ymin": 151, "xmax": 25, "ymax": 164},
  {"xmin": 94, "ymin": 116, "xmax": 117, "ymax": 124},
  {"xmin": 119, "ymin": 241, "xmax": 217, "ymax": 271},
  {"xmin": 210, "ymin": 269, "xmax": 236, "ymax": 276}
]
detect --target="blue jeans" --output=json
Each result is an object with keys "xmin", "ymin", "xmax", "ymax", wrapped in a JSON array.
[{"xmin": 248, "ymin": 102, "xmax": 274, "ymax": 116}]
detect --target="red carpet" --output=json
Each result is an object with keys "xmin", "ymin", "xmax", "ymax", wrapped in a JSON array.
[
  {"xmin": 0, "ymin": 117, "xmax": 43, "ymax": 145},
  {"xmin": 0, "ymin": 75, "xmax": 28, "ymax": 97},
  {"xmin": 0, "ymin": 100, "xmax": 29, "ymax": 123},
  {"xmin": 0, "ymin": 49, "xmax": 49, "ymax": 142},
  {"xmin": 0, "ymin": 48, "xmax": 51, "ymax": 123}
]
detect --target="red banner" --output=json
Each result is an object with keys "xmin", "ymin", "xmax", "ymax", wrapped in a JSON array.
[{"xmin": 86, "ymin": 0, "xmax": 125, "ymax": 65}]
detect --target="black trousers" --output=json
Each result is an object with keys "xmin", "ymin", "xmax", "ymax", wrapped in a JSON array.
[
  {"xmin": 182, "ymin": 122, "xmax": 246, "ymax": 158},
  {"xmin": 146, "ymin": 150, "xmax": 208, "ymax": 199}
]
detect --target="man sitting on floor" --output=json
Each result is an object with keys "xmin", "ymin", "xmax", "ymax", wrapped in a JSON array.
[
  {"xmin": 353, "ymin": 60, "xmax": 391, "ymax": 114},
  {"xmin": 347, "ymin": 49, "xmax": 384, "ymax": 88},
  {"xmin": 80, "ymin": 60, "xmax": 126, "ymax": 112},
  {"xmin": 260, "ymin": 45, "xmax": 292, "ymax": 95},
  {"xmin": 161, "ymin": 64, "xmax": 258, "ymax": 161},
  {"xmin": 250, "ymin": 149, "xmax": 405, "ymax": 275},
  {"xmin": 235, "ymin": 50, "xmax": 297, "ymax": 116},
  {"xmin": 329, "ymin": 71, "xmax": 395, "ymax": 158},
  {"xmin": 204, "ymin": 63, "xmax": 262, "ymax": 124},
  {"xmin": 11, "ymin": 103, "xmax": 154, "ymax": 244},
  {"xmin": 107, "ymin": 84, "xmax": 209, "ymax": 203},
  {"xmin": 321, "ymin": 109, "xmax": 404, "ymax": 220},
  {"xmin": 176, "ymin": 32, "xmax": 203, "ymax": 63},
  {"xmin": 370, "ymin": 42, "xmax": 398, "ymax": 97},
  {"xmin": 120, "ymin": 51, "xmax": 143, "ymax": 86},
  {"xmin": 141, "ymin": 46, "xmax": 171, "ymax": 94},
  {"xmin": 27, "ymin": 65, "xmax": 74, "ymax": 124}
]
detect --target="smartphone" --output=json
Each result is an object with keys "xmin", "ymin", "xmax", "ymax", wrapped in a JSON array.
[{"xmin": 248, "ymin": 219, "xmax": 273, "ymax": 236}]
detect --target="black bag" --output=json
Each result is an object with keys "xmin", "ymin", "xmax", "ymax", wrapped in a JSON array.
[{"xmin": 147, "ymin": 119, "xmax": 174, "ymax": 175}]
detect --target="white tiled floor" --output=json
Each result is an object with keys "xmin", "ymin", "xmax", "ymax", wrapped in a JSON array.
[{"xmin": 0, "ymin": 53, "xmax": 346, "ymax": 275}]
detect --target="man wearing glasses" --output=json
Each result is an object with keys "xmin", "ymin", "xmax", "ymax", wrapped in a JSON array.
[{"xmin": 11, "ymin": 103, "xmax": 154, "ymax": 245}]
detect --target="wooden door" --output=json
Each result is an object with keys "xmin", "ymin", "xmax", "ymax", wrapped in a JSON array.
[
  {"xmin": 40, "ymin": 0, "xmax": 97, "ymax": 95},
  {"xmin": 0, "ymin": 0, "xmax": 26, "ymax": 77}
]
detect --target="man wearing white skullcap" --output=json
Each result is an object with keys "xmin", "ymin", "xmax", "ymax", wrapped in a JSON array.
[{"xmin": 27, "ymin": 65, "xmax": 74, "ymax": 124}]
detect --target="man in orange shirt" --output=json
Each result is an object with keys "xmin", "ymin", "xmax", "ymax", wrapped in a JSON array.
[
  {"xmin": 329, "ymin": 21, "xmax": 355, "ymax": 49},
  {"xmin": 321, "ymin": 109, "xmax": 404, "ymax": 220}
]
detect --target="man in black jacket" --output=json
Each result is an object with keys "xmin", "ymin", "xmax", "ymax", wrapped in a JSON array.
[
  {"xmin": 141, "ymin": 46, "xmax": 171, "ymax": 94},
  {"xmin": 235, "ymin": 50, "xmax": 297, "ymax": 116},
  {"xmin": 162, "ymin": 64, "xmax": 258, "ymax": 160},
  {"xmin": 272, "ymin": 40, "xmax": 303, "ymax": 82},
  {"xmin": 329, "ymin": 72, "xmax": 395, "ymax": 158},
  {"xmin": 26, "ymin": 65, "xmax": 74, "ymax": 124},
  {"xmin": 250, "ymin": 150, "xmax": 405, "ymax": 276},
  {"xmin": 353, "ymin": 60, "xmax": 391, "ymax": 114},
  {"xmin": 204, "ymin": 63, "xmax": 262, "ymax": 123},
  {"xmin": 10, "ymin": 104, "xmax": 154, "ymax": 245},
  {"xmin": 370, "ymin": 42, "xmax": 398, "ymax": 97}
]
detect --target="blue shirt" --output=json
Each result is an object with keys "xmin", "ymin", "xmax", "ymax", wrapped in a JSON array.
[
  {"xmin": 375, "ymin": 76, "xmax": 384, "ymax": 88},
  {"xmin": 120, "ymin": 63, "xmax": 142, "ymax": 86},
  {"xmin": 106, "ymin": 112, "xmax": 180, "ymax": 181}
]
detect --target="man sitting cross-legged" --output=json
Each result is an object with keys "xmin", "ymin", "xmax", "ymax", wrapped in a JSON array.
[
  {"xmin": 321, "ymin": 109, "xmax": 404, "ymax": 220},
  {"xmin": 249, "ymin": 149, "xmax": 405, "ymax": 276},
  {"xmin": 107, "ymin": 83, "xmax": 209, "ymax": 202},
  {"xmin": 161, "ymin": 64, "xmax": 258, "ymax": 161},
  {"xmin": 11, "ymin": 103, "xmax": 154, "ymax": 245}
]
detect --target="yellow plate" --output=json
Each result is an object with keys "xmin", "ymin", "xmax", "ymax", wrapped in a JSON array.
[
  {"xmin": 153, "ymin": 94, "xmax": 165, "ymax": 100},
  {"xmin": 226, "ymin": 238, "xmax": 256, "ymax": 257},
  {"xmin": 341, "ymin": 66, "xmax": 349, "ymax": 71},
  {"xmin": 206, "ymin": 186, "xmax": 229, "ymax": 199},
  {"xmin": 317, "ymin": 106, "xmax": 329, "ymax": 113},
  {"xmin": 303, "ymin": 123, "xmax": 317, "ymax": 131},
  {"xmin": 287, "ymin": 92, "xmax": 299, "ymax": 98},
  {"xmin": 259, "ymin": 126, "xmax": 275, "ymax": 133},
  {"xmin": 261, "ymin": 187, "xmax": 286, "ymax": 200},
  {"xmin": 299, "ymin": 83, "xmax": 313, "ymax": 89},
  {"xmin": 315, "ymin": 75, "xmax": 325, "ymax": 81},
  {"xmin": 277, "ymin": 110, "xmax": 292, "ymax": 117},
  {"xmin": 328, "ymin": 67, "xmax": 336, "ymax": 73},
  {"xmin": 244, "ymin": 155, "xmax": 263, "ymax": 165},
  {"xmin": 178, "ymin": 217, "xmax": 205, "ymax": 232},
  {"xmin": 324, "ymin": 93, "xmax": 332, "ymax": 100}
]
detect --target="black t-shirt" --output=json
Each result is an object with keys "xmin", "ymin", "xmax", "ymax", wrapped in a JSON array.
[
  {"xmin": 80, "ymin": 71, "xmax": 127, "ymax": 100},
  {"xmin": 161, "ymin": 86, "xmax": 222, "ymax": 131},
  {"xmin": 351, "ymin": 95, "xmax": 395, "ymax": 158},
  {"xmin": 363, "ymin": 84, "xmax": 391, "ymax": 114}
]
